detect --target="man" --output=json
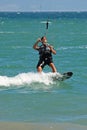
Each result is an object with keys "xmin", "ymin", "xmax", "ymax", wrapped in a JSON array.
[{"xmin": 33, "ymin": 36, "xmax": 57, "ymax": 73}]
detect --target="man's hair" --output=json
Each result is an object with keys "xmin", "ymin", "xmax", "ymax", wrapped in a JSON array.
[{"xmin": 41, "ymin": 36, "xmax": 46, "ymax": 40}]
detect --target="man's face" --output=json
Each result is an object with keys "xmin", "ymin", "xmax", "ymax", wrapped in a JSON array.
[{"xmin": 41, "ymin": 37, "xmax": 47, "ymax": 43}]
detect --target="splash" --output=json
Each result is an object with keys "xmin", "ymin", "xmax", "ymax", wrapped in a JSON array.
[{"xmin": 0, "ymin": 72, "xmax": 61, "ymax": 87}]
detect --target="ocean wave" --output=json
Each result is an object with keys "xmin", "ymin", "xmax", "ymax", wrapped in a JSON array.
[
  {"xmin": 59, "ymin": 45, "xmax": 87, "ymax": 50},
  {"xmin": 0, "ymin": 31, "xmax": 15, "ymax": 34},
  {"xmin": 0, "ymin": 31, "xmax": 29, "ymax": 34},
  {"xmin": 0, "ymin": 72, "xmax": 61, "ymax": 87}
]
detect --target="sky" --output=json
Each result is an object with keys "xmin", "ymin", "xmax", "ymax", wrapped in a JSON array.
[{"xmin": 0, "ymin": 0, "xmax": 87, "ymax": 12}]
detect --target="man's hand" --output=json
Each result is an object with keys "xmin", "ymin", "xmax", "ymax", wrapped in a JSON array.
[{"xmin": 37, "ymin": 38, "xmax": 41, "ymax": 43}]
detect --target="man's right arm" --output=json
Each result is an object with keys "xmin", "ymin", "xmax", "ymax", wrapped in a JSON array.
[{"xmin": 33, "ymin": 38, "xmax": 41, "ymax": 50}]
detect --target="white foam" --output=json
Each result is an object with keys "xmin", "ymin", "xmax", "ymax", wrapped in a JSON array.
[{"xmin": 0, "ymin": 72, "xmax": 61, "ymax": 87}]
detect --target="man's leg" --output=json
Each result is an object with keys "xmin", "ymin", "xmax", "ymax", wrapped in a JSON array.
[
  {"xmin": 37, "ymin": 66, "xmax": 42, "ymax": 72},
  {"xmin": 49, "ymin": 63, "xmax": 57, "ymax": 72},
  {"xmin": 37, "ymin": 60, "xmax": 45, "ymax": 73}
]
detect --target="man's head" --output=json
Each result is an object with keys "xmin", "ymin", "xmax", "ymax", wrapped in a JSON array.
[{"xmin": 41, "ymin": 36, "xmax": 47, "ymax": 44}]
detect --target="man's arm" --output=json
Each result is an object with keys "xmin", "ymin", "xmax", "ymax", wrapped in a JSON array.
[
  {"xmin": 48, "ymin": 45, "xmax": 56, "ymax": 54},
  {"xmin": 33, "ymin": 38, "xmax": 41, "ymax": 50}
]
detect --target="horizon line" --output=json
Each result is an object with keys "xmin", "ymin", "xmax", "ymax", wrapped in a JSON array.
[{"xmin": 0, "ymin": 10, "xmax": 87, "ymax": 13}]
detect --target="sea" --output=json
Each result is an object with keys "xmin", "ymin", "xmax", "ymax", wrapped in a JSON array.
[{"xmin": 0, "ymin": 12, "xmax": 87, "ymax": 125}]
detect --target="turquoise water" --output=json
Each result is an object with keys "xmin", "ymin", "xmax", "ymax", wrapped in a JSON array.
[{"xmin": 0, "ymin": 12, "xmax": 87, "ymax": 125}]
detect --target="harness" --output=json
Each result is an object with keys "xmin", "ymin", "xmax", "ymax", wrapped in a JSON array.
[{"xmin": 38, "ymin": 44, "xmax": 52, "ymax": 59}]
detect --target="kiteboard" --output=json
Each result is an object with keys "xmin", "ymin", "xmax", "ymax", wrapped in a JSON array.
[{"xmin": 53, "ymin": 72, "xmax": 73, "ymax": 81}]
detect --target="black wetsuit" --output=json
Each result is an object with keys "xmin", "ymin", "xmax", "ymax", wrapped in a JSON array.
[{"xmin": 37, "ymin": 44, "xmax": 53, "ymax": 69}]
